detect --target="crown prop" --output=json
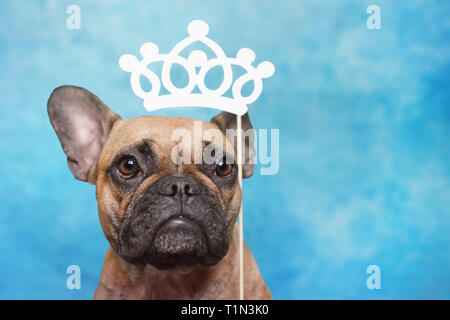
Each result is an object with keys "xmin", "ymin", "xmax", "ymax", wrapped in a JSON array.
[{"xmin": 119, "ymin": 20, "xmax": 275, "ymax": 115}]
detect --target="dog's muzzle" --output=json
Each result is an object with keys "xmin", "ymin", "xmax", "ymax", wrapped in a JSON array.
[{"xmin": 115, "ymin": 175, "xmax": 229, "ymax": 269}]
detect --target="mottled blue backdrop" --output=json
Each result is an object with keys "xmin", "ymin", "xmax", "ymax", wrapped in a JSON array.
[{"xmin": 0, "ymin": 0, "xmax": 449, "ymax": 299}]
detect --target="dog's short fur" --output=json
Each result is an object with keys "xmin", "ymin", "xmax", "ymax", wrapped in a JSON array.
[{"xmin": 47, "ymin": 85, "xmax": 271, "ymax": 299}]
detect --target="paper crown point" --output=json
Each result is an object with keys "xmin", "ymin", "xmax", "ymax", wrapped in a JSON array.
[
  {"xmin": 119, "ymin": 20, "xmax": 275, "ymax": 115},
  {"xmin": 188, "ymin": 20, "xmax": 209, "ymax": 37}
]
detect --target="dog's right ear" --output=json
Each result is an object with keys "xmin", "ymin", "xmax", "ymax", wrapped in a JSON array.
[{"xmin": 47, "ymin": 85, "xmax": 121, "ymax": 183}]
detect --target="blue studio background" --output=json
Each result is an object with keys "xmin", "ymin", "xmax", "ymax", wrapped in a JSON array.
[{"xmin": 1, "ymin": 0, "xmax": 449, "ymax": 299}]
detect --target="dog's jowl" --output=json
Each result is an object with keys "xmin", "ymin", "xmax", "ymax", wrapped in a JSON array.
[{"xmin": 47, "ymin": 85, "xmax": 271, "ymax": 299}]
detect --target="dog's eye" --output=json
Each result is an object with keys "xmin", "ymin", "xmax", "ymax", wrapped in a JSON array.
[
  {"xmin": 118, "ymin": 157, "xmax": 140, "ymax": 178},
  {"xmin": 215, "ymin": 161, "xmax": 233, "ymax": 177}
]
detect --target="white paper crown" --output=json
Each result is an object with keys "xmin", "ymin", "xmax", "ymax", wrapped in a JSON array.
[{"xmin": 119, "ymin": 20, "xmax": 275, "ymax": 115}]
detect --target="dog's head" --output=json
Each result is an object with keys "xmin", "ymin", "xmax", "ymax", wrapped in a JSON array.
[{"xmin": 48, "ymin": 85, "xmax": 255, "ymax": 270}]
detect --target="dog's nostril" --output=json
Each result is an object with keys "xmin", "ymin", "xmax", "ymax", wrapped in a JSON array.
[
  {"xmin": 185, "ymin": 184, "xmax": 196, "ymax": 195},
  {"xmin": 184, "ymin": 183, "xmax": 200, "ymax": 195},
  {"xmin": 171, "ymin": 184, "xmax": 178, "ymax": 195}
]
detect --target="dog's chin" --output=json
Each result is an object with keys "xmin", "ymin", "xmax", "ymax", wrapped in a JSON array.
[
  {"xmin": 149, "ymin": 217, "xmax": 209, "ymax": 270},
  {"xmin": 120, "ymin": 217, "xmax": 228, "ymax": 270}
]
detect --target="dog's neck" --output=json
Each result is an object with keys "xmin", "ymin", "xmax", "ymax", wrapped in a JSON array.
[{"xmin": 94, "ymin": 224, "xmax": 271, "ymax": 299}]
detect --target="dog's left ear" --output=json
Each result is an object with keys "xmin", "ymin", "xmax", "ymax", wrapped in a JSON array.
[
  {"xmin": 211, "ymin": 111, "xmax": 256, "ymax": 178},
  {"xmin": 47, "ymin": 85, "xmax": 121, "ymax": 184}
]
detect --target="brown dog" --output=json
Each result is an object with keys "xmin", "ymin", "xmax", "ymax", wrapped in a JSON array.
[{"xmin": 47, "ymin": 85, "xmax": 271, "ymax": 299}]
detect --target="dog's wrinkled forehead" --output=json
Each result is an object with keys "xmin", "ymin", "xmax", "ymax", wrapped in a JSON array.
[{"xmin": 97, "ymin": 116, "xmax": 234, "ymax": 169}]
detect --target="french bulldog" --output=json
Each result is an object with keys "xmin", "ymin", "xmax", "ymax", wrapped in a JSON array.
[{"xmin": 47, "ymin": 85, "xmax": 272, "ymax": 299}]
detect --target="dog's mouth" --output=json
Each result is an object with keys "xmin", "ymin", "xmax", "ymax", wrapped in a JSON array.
[{"xmin": 117, "ymin": 212, "xmax": 229, "ymax": 270}]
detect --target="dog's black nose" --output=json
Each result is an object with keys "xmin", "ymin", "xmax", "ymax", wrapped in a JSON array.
[{"xmin": 158, "ymin": 176, "xmax": 202, "ymax": 196}]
